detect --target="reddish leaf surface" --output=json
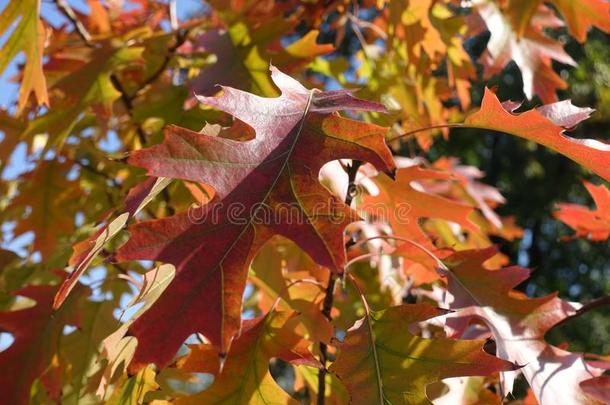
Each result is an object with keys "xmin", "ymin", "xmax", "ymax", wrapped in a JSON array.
[
  {"xmin": 503, "ymin": 0, "xmax": 610, "ymax": 43},
  {"xmin": 555, "ymin": 181, "xmax": 610, "ymax": 241},
  {"xmin": 443, "ymin": 248, "xmax": 605, "ymax": 404},
  {"xmin": 0, "ymin": 283, "xmax": 84, "ymax": 405},
  {"xmin": 466, "ymin": 88, "xmax": 610, "ymax": 181},
  {"xmin": 580, "ymin": 376, "xmax": 610, "ymax": 404},
  {"xmin": 116, "ymin": 66, "xmax": 395, "ymax": 371}
]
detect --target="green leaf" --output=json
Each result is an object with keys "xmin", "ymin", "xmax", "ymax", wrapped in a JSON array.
[{"xmin": 330, "ymin": 303, "xmax": 515, "ymax": 405}]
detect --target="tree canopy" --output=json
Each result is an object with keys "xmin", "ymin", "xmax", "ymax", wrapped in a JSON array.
[{"xmin": 0, "ymin": 1, "xmax": 609, "ymax": 404}]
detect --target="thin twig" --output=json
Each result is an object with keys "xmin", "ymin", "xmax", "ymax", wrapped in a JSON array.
[
  {"xmin": 346, "ymin": 272, "xmax": 385, "ymax": 402},
  {"xmin": 126, "ymin": 28, "xmax": 189, "ymax": 103},
  {"xmin": 553, "ymin": 295, "xmax": 610, "ymax": 329},
  {"xmin": 169, "ymin": 0, "xmax": 178, "ymax": 30},
  {"xmin": 317, "ymin": 160, "xmax": 362, "ymax": 405},
  {"xmin": 109, "ymin": 74, "xmax": 148, "ymax": 145},
  {"xmin": 55, "ymin": 0, "xmax": 93, "ymax": 46},
  {"xmin": 75, "ymin": 159, "xmax": 120, "ymax": 188},
  {"xmin": 55, "ymin": 0, "xmax": 187, "ymax": 217},
  {"xmin": 317, "ymin": 272, "xmax": 336, "ymax": 403}
]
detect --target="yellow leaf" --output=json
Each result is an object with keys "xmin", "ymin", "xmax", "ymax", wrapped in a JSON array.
[{"xmin": 0, "ymin": 0, "xmax": 48, "ymax": 112}]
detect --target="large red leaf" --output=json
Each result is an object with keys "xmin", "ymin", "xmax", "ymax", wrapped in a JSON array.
[
  {"xmin": 442, "ymin": 248, "xmax": 605, "ymax": 404},
  {"xmin": 466, "ymin": 88, "xmax": 610, "ymax": 181},
  {"xmin": 116, "ymin": 66, "xmax": 395, "ymax": 371}
]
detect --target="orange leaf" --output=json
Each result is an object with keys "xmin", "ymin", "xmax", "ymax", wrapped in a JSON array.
[
  {"xmin": 555, "ymin": 181, "xmax": 610, "ymax": 241},
  {"xmin": 466, "ymin": 88, "xmax": 610, "ymax": 181}
]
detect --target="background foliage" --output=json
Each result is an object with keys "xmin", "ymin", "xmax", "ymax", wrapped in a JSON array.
[{"xmin": 0, "ymin": 0, "xmax": 608, "ymax": 404}]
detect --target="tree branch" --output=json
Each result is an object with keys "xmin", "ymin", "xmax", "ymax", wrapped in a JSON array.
[
  {"xmin": 55, "ymin": 0, "xmax": 185, "ymax": 215},
  {"xmin": 317, "ymin": 160, "xmax": 362, "ymax": 404},
  {"xmin": 55, "ymin": 0, "xmax": 93, "ymax": 46},
  {"xmin": 126, "ymin": 28, "xmax": 189, "ymax": 103}
]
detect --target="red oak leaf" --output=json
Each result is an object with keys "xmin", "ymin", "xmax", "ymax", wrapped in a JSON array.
[
  {"xmin": 442, "ymin": 247, "xmax": 606, "ymax": 404},
  {"xmin": 329, "ymin": 302, "xmax": 515, "ymax": 404},
  {"xmin": 466, "ymin": 88, "xmax": 610, "ymax": 181},
  {"xmin": 502, "ymin": 0, "xmax": 610, "ymax": 43},
  {"xmin": 555, "ymin": 181, "xmax": 610, "ymax": 241},
  {"xmin": 471, "ymin": 1, "xmax": 576, "ymax": 102},
  {"xmin": 550, "ymin": 0, "xmax": 610, "ymax": 42},
  {"xmin": 361, "ymin": 165, "xmax": 479, "ymax": 248},
  {"xmin": 115, "ymin": 66, "xmax": 395, "ymax": 371},
  {"xmin": 0, "ymin": 283, "xmax": 86, "ymax": 405}
]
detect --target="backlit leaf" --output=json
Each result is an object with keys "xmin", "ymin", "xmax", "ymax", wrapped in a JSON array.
[{"xmin": 116, "ymin": 66, "xmax": 395, "ymax": 370}]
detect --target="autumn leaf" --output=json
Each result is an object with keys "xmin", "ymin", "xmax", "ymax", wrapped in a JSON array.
[
  {"xmin": 0, "ymin": 111, "xmax": 25, "ymax": 174},
  {"xmin": 431, "ymin": 376, "xmax": 502, "ymax": 405},
  {"xmin": 0, "ymin": 0, "xmax": 48, "ymax": 111},
  {"xmin": 431, "ymin": 157, "xmax": 507, "ymax": 229},
  {"xmin": 106, "ymin": 365, "xmax": 159, "ymax": 405},
  {"xmin": 191, "ymin": 6, "xmax": 332, "ymax": 98},
  {"xmin": 329, "ymin": 302, "xmax": 515, "ymax": 405},
  {"xmin": 0, "ymin": 1, "xmax": 609, "ymax": 403},
  {"xmin": 471, "ymin": 0, "xmax": 575, "ymax": 102},
  {"xmin": 59, "ymin": 300, "xmax": 118, "ymax": 404},
  {"xmin": 6, "ymin": 160, "xmax": 80, "ymax": 259},
  {"xmin": 550, "ymin": 0, "xmax": 610, "ymax": 42},
  {"xmin": 554, "ymin": 181, "xmax": 610, "ymax": 241},
  {"xmin": 295, "ymin": 364, "xmax": 349, "ymax": 405},
  {"xmin": 175, "ymin": 311, "xmax": 317, "ymax": 405},
  {"xmin": 24, "ymin": 44, "xmax": 143, "ymax": 148},
  {"xmin": 442, "ymin": 247, "xmax": 606, "ymax": 404},
  {"xmin": 503, "ymin": 0, "xmax": 610, "ymax": 43},
  {"xmin": 115, "ymin": 66, "xmax": 395, "ymax": 370},
  {"xmin": 465, "ymin": 88, "xmax": 610, "ymax": 181},
  {"xmin": 97, "ymin": 264, "xmax": 175, "ymax": 397},
  {"xmin": 579, "ymin": 376, "xmax": 610, "ymax": 404},
  {"xmin": 0, "ymin": 282, "xmax": 86, "ymax": 405},
  {"xmin": 362, "ymin": 165, "xmax": 479, "ymax": 247},
  {"xmin": 53, "ymin": 176, "xmax": 171, "ymax": 309}
]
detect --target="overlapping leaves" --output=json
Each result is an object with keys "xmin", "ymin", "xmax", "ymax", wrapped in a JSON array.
[{"xmin": 114, "ymin": 66, "xmax": 395, "ymax": 370}]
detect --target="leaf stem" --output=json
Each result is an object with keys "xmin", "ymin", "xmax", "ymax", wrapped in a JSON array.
[
  {"xmin": 387, "ymin": 123, "xmax": 464, "ymax": 143},
  {"xmin": 346, "ymin": 272, "xmax": 385, "ymax": 404},
  {"xmin": 317, "ymin": 160, "xmax": 362, "ymax": 404}
]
